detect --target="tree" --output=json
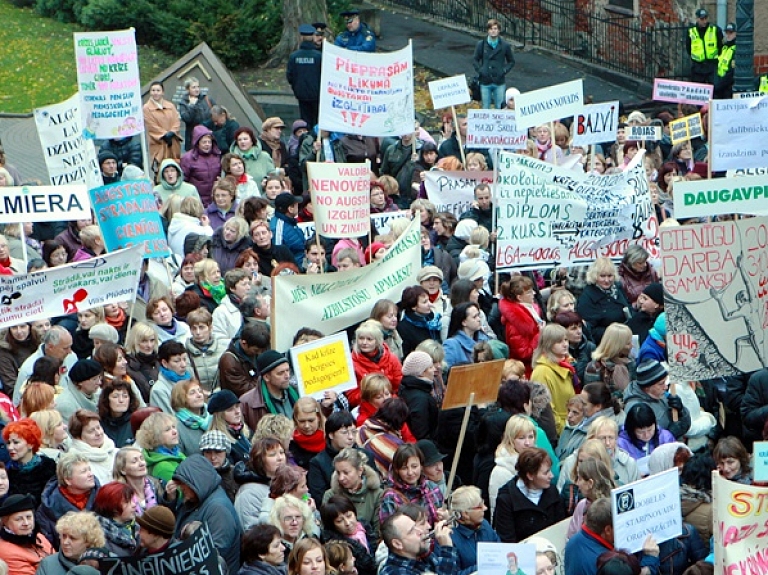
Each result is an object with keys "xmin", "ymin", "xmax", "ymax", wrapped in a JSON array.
[{"xmin": 264, "ymin": 0, "xmax": 330, "ymax": 68}]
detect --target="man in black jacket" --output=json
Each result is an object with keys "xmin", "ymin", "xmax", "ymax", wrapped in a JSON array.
[
  {"xmin": 473, "ymin": 19, "xmax": 515, "ymax": 110},
  {"xmin": 287, "ymin": 24, "xmax": 322, "ymax": 127}
]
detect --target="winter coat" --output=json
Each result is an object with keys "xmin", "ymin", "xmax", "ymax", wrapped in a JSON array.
[
  {"xmin": 203, "ymin": 117, "xmax": 240, "ymax": 152},
  {"xmin": 126, "ymin": 352, "xmax": 159, "ymax": 403},
  {"xmin": 323, "ymin": 464, "xmax": 383, "ymax": 534},
  {"xmin": 238, "ymin": 561, "xmax": 287, "ymax": 575},
  {"xmin": 557, "ymin": 447, "xmax": 638, "ymax": 492},
  {"xmin": 212, "ymin": 296, "xmax": 243, "ymax": 343},
  {"xmin": 253, "ymin": 243, "xmax": 297, "ymax": 277},
  {"xmin": 0, "ymin": 531, "xmax": 53, "ymax": 575},
  {"xmin": 299, "ymin": 132, "xmax": 346, "ymax": 191},
  {"xmin": 103, "ymin": 136, "xmax": 143, "ymax": 169},
  {"xmin": 15, "ymin": 345, "xmax": 77, "ymax": 405},
  {"xmin": 54, "ymin": 377, "xmax": 100, "ymax": 425},
  {"xmin": 443, "ymin": 330, "xmax": 490, "ymax": 369},
  {"xmin": 488, "ymin": 448, "xmax": 518, "ymax": 520},
  {"xmin": 175, "ymin": 412, "xmax": 209, "ymax": 456},
  {"xmin": 233, "ymin": 460, "xmax": 271, "ymax": 532},
  {"xmin": 180, "ymin": 125, "xmax": 223, "ymax": 206},
  {"xmin": 286, "ymin": 41, "xmax": 322, "ymax": 101},
  {"xmin": 398, "ymin": 375, "xmax": 439, "ymax": 441},
  {"xmin": 627, "ymin": 310, "xmax": 657, "ymax": 345},
  {"xmin": 656, "ymin": 523, "xmax": 708, "ymax": 575},
  {"xmin": 569, "ymin": 334, "xmax": 596, "ymax": 385},
  {"xmin": 54, "ymin": 224, "xmax": 82, "ymax": 261},
  {"xmin": 167, "ymin": 212, "xmax": 213, "ymax": 257},
  {"xmin": 153, "ymin": 158, "xmax": 200, "ymax": 205},
  {"xmin": 358, "ymin": 417, "xmax": 406, "ymax": 477},
  {"xmin": 473, "ymin": 37, "xmax": 515, "ymax": 85},
  {"xmin": 321, "ymin": 526, "xmax": 377, "ymax": 575},
  {"xmin": 617, "ymin": 427, "xmax": 676, "ymax": 460},
  {"xmin": 220, "ymin": 341, "xmax": 260, "ymax": 398},
  {"xmin": 740, "ymin": 368, "xmax": 768, "ymax": 439},
  {"xmin": 565, "ymin": 525, "xmax": 659, "ymax": 575},
  {"xmin": 350, "ymin": 344, "xmax": 403, "ymax": 407},
  {"xmin": 7, "ymin": 454, "xmax": 56, "ymax": 506},
  {"xmin": 36, "ymin": 479, "xmax": 100, "ymax": 549},
  {"xmin": 680, "ymin": 485, "xmax": 713, "ymax": 542},
  {"xmin": 186, "ymin": 337, "xmax": 228, "ymax": 392},
  {"xmin": 144, "ymin": 447, "xmax": 186, "ymax": 482},
  {"xmin": 179, "ymin": 92, "xmax": 215, "ymax": 151},
  {"xmin": 493, "ymin": 477, "xmax": 566, "ymax": 542},
  {"xmin": 379, "ymin": 472, "xmax": 444, "ymax": 526},
  {"xmin": 206, "ymin": 202, "xmax": 238, "ymax": 234},
  {"xmin": 498, "ymin": 298, "xmax": 540, "ymax": 374},
  {"xmin": 0, "ymin": 334, "xmax": 36, "ymax": 401},
  {"xmin": 143, "ymin": 99, "xmax": 181, "ymax": 169},
  {"xmin": 618, "ymin": 261, "xmax": 659, "ymax": 305},
  {"xmin": 638, "ymin": 333, "xmax": 667, "ymax": 364},
  {"xmin": 397, "ymin": 310, "xmax": 442, "ymax": 357},
  {"xmin": 451, "ymin": 520, "xmax": 501, "ymax": 575},
  {"xmin": 68, "ymin": 436, "xmax": 117, "ymax": 486},
  {"xmin": 530, "ymin": 355, "xmax": 576, "ymax": 435},
  {"xmin": 173, "ymin": 455, "xmax": 242, "ymax": 575},
  {"xmin": 624, "ymin": 381, "xmax": 691, "ymax": 439},
  {"xmin": 459, "ymin": 205, "xmax": 494, "ymax": 234},
  {"xmin": 102, "ymin": 412, "xmax": 135, "ymax": 448},
  {"xmin": 229, "ymin": 140, "xmax": 275, "ymax": 187},
  {"xmin": 270, "ymin": 211, "xmax": 305, "ymax": 267},
  {"xmin": 36, "ymin": 552, "xmax": 78, "ymax": 575},
  {"xmin": 97, "ymin": 514, "xmax": 139, "ymax": 556},
  {"xmin": 576, "ymin": 283, "xmax": 632, "ymax": 345}
]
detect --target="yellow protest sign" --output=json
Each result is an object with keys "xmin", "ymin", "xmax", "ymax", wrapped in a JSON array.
[
  {"xmin": 669, "ymin": 113, "xmax": 703, "ymax": 145},
  {"xmin": 290, "ymin": 332, "xmax": 356, "ymax": 399}
]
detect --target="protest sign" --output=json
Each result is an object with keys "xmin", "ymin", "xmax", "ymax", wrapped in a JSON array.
[
  {"xmin": 89, "ymin": 180, "xmax": 170, "ymax": 258},
  {"xmin": 428, "ymin": 75, "xmax": 470, "ymax": 109},
  {"xmin": 290, "ymin": 332, "xmax": 356, "ymax": 399},
  {"xmin": 652, "ymin": 78, "xmax": 713, "ymax": 105},
  {"xmin": 466, "ymin": 109, "xmax": 527, "ymax": 150},
  {"xmin": 713, "ymin": 471, "xmax": 768, "ymax": 575},
  {"xmin": 628, "ymin": 125, "xmax": 661, "ymax": 141},
  {"xmin": 669, "ymin": 113, "xmax": 703, "ymax": 145},
  {"xmin": 726, "ymin": 167, "xmax": 768, "ymax": 177},
  {"xmin": 753, "ymin": 441, "xmax": 768, "ymax": 482},
  {"xmin": 734, "ymin": 91, "xmax": 763, "ymax": 99},
  {"xmin": 318, "ymin": 41, "xmax": 414, "ymax": 136},
  {"xmin": 673, "ymin": 174, "xmax": 768, "ymax": 219},
  {"xmin": 424, "ymin": 170, "xmax": 494, "ymax": 219},
  {"xmin": 0, "ymin": 246, "xmax": 142, "ymax": 330},
  {"xmin": 442, "ymin": 360, "xmax": 506, "ymax": 409},
  {"xmin": 272, "ymin": 218, "xmax": 421, "ymax": 350},
  {"xmin": 514, "ymin": 79, "xmax": 584, "ymax": 130},
  {"xmin": 34, "ymin": 93, "xmax": 103, "ymax": 189},
  {"xmin": 611, "ymin": 468, "xmax": 682, "ymax": 553},
  {"xmin": 571, "ymin": 101, "xmax": 619, "ymax": 146},
  {"xmin": 711, "ymin": 97, "xmax": 768, "ymax": 171},
  {"xmin": 0, "ymin": 185, "xmax": 91, "ymax": 224},
  {"xmin": 298, "ymin": 211, "xmax": 406, "ymax": 242},
  {"xmin": 661, "ymin": 217, "xmax": 768, "ymax": 380},
  {"xmin": 307, "ymin": 162, "xmax": 371, "ymax": 238},
  {"xmin": 477, "ymin": 543, "xmax": 536, "ymax": 575},
  {"xmin": 494, "ymin": 151, "xmax": 657, "ymax": 270},
  {"xmin": 74, "ymin": 29, "xmax": 143, "ymax": 139},
  {"xmin": 100, "ymin": 522, "xmax": 223, "ymax": 575}
]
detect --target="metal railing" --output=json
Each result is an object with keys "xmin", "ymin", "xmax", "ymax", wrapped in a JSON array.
[{"xmin": 377, "ymin": 0, "xmax": 691, "ymax": 83}]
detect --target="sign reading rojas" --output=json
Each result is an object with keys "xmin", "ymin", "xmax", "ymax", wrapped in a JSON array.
[{"xmin": 673, "ymin": 174, "xmax": 768, "ymax": 219}]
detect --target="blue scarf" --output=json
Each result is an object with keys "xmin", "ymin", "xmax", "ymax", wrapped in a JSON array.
[
  {"xmin": 160, "ymin": 365, "xmax": 191, "ymax": 383},
  {"xmin": 176, "ymin": 408, "xmax": 212, "ymax": 431},
  {"xmin": 7, "ymin": 454, "xmax": 40, "ymax": 471},
  {"xmin": 403, "ymin": 310, "xmax": 442, "ymax": 339},
  {"xmin": 487, "ymin": 36, "xmax": 499, "ymax": 48},
  {"xmin": 156, "ymin": 445, "xmax": 182, "ymax": 457}
]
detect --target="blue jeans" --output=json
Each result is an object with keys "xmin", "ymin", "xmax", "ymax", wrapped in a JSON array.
[{"xmin": 481, "ymin": 83, "xmax": 506, "ymax": 109}]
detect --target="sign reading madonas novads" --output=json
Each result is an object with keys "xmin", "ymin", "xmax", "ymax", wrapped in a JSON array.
[{"xmin": 513, "ymin": 79, "xmax": 584, "ymax": 130}]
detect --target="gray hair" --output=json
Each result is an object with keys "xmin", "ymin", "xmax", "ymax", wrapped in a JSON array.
[
  {"xmin": 43, "ymin": 325, "xmax": 70, "ymax": 347},
  {"xmin": 622, "ymin": 244, "xmax": 649, "ymax": 267},
  {"xmin": 56, "ymin": 453, "xmax": 91, "ymax": 486}
]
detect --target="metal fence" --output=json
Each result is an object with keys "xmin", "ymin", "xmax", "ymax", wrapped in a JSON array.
[{"xmin": 376, "ymin": 0, "xmax": 691, "ymax": 83}]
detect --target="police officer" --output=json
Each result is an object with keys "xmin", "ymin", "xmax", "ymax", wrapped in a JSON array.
[
  {"xmin": 286, "ymin": 24, "xmax": 322, "ymax": 127},
  {"xmin": 334, "ymin": 9, "xmax": 376, "ymax": 52},
  {"xmin": 312, "ymin": 22, "xmax": 327, "ymax": 50},
  {"xmin": 686, "ymin": 8, "xmax": 722, "ymax": 84},
  {"xmin": 715, "ymin": 23, "xmax": 736, "ymax": 99}
]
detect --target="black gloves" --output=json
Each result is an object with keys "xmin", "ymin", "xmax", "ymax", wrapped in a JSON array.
[
  {"xmin": 667, "ymin": 394, "xmax": 683, "ymax": 412},
  {"xmin": 162, "ymin": 132, "xmax": 175, "ymax": 145}
]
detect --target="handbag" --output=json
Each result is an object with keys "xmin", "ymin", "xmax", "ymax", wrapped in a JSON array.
[{"xmin": 469, "ymin": 75, "xmax": 482, "ymax": 102}]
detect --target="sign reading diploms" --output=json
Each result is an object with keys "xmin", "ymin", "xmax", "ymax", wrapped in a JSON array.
[{"xmin": 290, "ymin": 332, "xmax": 357, "ymax": 399}]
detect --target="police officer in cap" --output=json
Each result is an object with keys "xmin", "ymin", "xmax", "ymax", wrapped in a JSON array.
[
  {"xmin": 334, "ymin": 9, "xmax": 376, "ymax": 52},
  {"xmin": 312, "ymin": 22, "xmax": 327, "ymax": 50},
  {"xmin": 686, "ymin": 8, "xmax": 723, "ymax": 84},
  {"xmin": 287, "ymin": 24, "xmax": 322, "ymax": 127},
  {"xmin": 715, "ymin": 23, "xmax": 736, "ymax": 99}
]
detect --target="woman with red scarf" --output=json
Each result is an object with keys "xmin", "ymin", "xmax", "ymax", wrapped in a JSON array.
[
  {"xmin": 289, "ymin": 397, "xmax": 326, "ymax": 470},
  {"xmin": 534, "ymin": 124, "xmax": 565, "ymax": 164},
  {"xmin": 349, "ymin": 320, "xmax": 402, "ymax": 409}
]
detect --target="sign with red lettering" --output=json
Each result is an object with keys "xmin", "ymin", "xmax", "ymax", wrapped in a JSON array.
[
  {"xmin": 571, "ymin": 101, "xmax": 619, "ymax": 146},
  {"xmin": 307, "ymin": 161, "xmax": 372, "ymax": 239}
]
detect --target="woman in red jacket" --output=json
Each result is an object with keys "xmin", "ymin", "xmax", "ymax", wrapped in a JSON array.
[
  {"xmin": 349, "ymin": 320, "xmax": 402, "ymax": 409},
  {"xmin": 498, "ymin": 276, "xmax": 543, "ymax": 376}
]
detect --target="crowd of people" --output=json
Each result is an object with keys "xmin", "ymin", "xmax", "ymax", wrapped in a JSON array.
[{"xmin": 0, "ymin": 7, "xmax": 764, "ymax": 575}]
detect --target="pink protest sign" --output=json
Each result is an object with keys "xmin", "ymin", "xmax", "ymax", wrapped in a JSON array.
[{"xmin": 653, "ymin": 78, "xmax": 713, "ymax": 105}]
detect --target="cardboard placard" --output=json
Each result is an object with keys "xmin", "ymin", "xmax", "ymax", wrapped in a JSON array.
[
  {"xmin": 442, "ymin": 359, "xmax": 506, "ymax": 409},
  {"xmin": 514, "ymin": 79, "xmax": 584, "ymax": 130},
  {"xmin": 652, "ymin": 78, "xmax": 713, "ymax": 105},
  {"xmin": 290, "ymin": 332, "xmax": 356, "ymax": 400},
  {"xmin": 477, "ymin": 543, "xmax": 536, "ymax": 575},
  {"xmin": 669, "ymin": 113, "xmax": 703, "ymax": 145},
  {"xmin": 628, "ymin": 125, "xmax": 662, "ymax": 141},
  {"xmin": 428, "ymin": 75, "xmax": 471, "ymax": 109}
]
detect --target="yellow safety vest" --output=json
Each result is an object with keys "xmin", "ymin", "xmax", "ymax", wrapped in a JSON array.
[
  {"xmin": 717, "ymin": 44, "xmax": 735, "ymax": 77},
  {"xmin": 760, "ymin": 76, "xmax": 768, "ymax": 94},
  {"xmin": 689, "ymin": 26, "xmax": 719, "ymax": 61}
]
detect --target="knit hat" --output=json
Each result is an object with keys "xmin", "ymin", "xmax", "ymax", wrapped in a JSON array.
[
  {"xmin": 417, "ymin": 265, "xmax": 443, "ymax": 283},
  {"xmin": 458, "ymin": 259, "xmax": 490, "ymax": 282},
  {"xmin": 636, "ymin": 359, "xmax": 668, "ymax": 387},
  {"xmin": 135, "ymin": 505, "xmax": 176, "ymax": 538},
  {"xmin": 69, "ymin": 359, "xmax": 103, "ymax": 384},
  {"xmin": 505, "ymin": 87, "xmax": 520, "ymax": 101},
  {"xmin": 183, "ymin": 233, "xmax": 212, "ymax": 256},
  {"xmin": 97, "ymin": 150, "xmax": 118, "ymax": 168},
  {"xmin": 0, "ymin": 494, "xmax": 35, "ymax": 516},
  {"xmin": 89, "ymin": 323, "xmax": 119, "ymax": 343},
  {"xmin": 207, "ymin": 389, "xmax": 240, "ymax": 414},
  {"xmin": 256, "ymin": 350, "xmax": 288, "ymax": 375},
  {"xmin": 365, "ymin": 242, "xmax": 386, "ymax": 265},
  {"xmin": 121, "ymin": 165, "xmax": 145, "ymax": 181},
  {"xmin": 642, "ymin": 283, "xmax": 664, "ymax": 307},
  {"xmin": 454, "ymin": 219, "xmax": 478, "ymax": 241},
  {"xmin": 647, "ymin": 442, "xmax": 692, "ymax": 476},
  {"xmin": 199, "ymin": 429, "xmax": 232, "ymax": 454},
  {"xmin": 416, "ymin": 439, "xmax": 446, "ymax": 466},
  {"xmin": 648, "ymin": 312, "xmax": 667, "ymax": 342},
  {"xmin": 402, "ymin": 351, "xmax": 434, "ymax": 377}
]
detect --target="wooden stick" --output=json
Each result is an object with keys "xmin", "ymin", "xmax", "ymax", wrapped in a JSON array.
[
  {"xmin": 590, "ymin": 144, "xmax": 596, "ymax": 173},
  {"xmin": 669, "ymin": 381, "xmax": 679, "ymax": 422},
  {"xmin": 446, "ymin": 392, "xmax": 475, "ymax": 501},
  {"xmin": 550, "ymin": 121, "xmax": 558, "ymax": 166},
  {"xmin": 451, "ymin": 106, "xmax": 467, "ymax": 167},
  {"xmin": 18, "ymin": 223, "xmax": 28, "ymax": 268}
]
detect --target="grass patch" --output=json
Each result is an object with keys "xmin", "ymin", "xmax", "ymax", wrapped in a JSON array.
[{"xmin": 0, "ymin": 0, "xmax": 176, "ymax": 113}]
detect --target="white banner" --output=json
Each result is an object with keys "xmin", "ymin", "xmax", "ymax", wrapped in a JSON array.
[
  {"xmin": 308, "ymin": 162, "xmax": 371, "ymax": 238},
  {"xmin": 466, "ymin": 109, "xmax": 527, "ymax": 150},
  {"xmin": 424, "ymin": 170, "xmax": 494, "ymax": 219},
  {"xmin": 273, "ymin": 218, "xmax": 421, "ymax": 351},
  {"xmin": 628, "ymin": 125, "xmax": 661, "ymax": 141},
  {"xmin": 571, "ymin": 101, "xmax": 619, "ymax": 146},
  {"xmin": 0, "ymin": 185, "xmax": 92, "ymax": 223},
  {"xmin": 318, "ymin": 41, "xmax": 414, "ymax": 136},
  {"xmin": 298, "ymin": 211, "xmax": 406, "ymax": 241},
  {"xmin": 428, "ymin": 75, "xmax": 470, "ymax": 110},
  {"xmin": 514, "ymin": 79, "xmax": 584, "ymax": 130},
  {"xmin": 612, "ymin": 468, "xmax": 682, "ymax": 553},
  {"xmin": 0, "ymin": 246, "xmax": 143, "ymax": 330},
  {"xmin": 496, "ymin": 151, "xmax": 656, "ymax": 269},
  {"xmin": 711, "ymin": 97, "xmax": 768, "ymax": 171},
  {"xmin": 34, "ymin": 93, "xmax": 103, "ymax": 189},
  {"xmin": 673, "ymin": 174, "xmax": 768, "ymax": 219}
]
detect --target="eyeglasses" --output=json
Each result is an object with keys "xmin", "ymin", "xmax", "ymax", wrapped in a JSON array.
[{"xmin": 282, "ymin": 516, "xmax": 302, "ymax": 524}]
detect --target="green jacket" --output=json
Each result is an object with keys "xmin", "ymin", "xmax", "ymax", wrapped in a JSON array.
[{"xmin": 144, "ymin": 448, "xmax": 186, "ymax": 482}]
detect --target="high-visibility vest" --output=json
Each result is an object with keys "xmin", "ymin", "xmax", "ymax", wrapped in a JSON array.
[
  {"xmin": 689, "ymin": 26, "xmax": 719, "ymax": 61},
  {"xmin": 760, "ymin": 76, "xmax": 768, "ymax": 94},
  {"xmin": 717, "ymin": 44, "xmax": 735, "ymax": 77}
]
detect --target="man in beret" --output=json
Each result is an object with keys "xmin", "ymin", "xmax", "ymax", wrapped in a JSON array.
[
  {"xmin": 335, "ymin": 9, "xmax": 376, "ymax": 52},
  {"xmin": 287, "ymin": 24, "xmax": 322, "ymax": 127}
]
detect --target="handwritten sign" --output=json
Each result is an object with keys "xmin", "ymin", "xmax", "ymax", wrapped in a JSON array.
[
  {"xmin": 628, "ymin": 125, "xmax": 662, "ymax": 141},
  {"xmin": 308, "ymin": 162, "xmax": 371, "ymax": 238},
  {"xmin": 428, "ymin": 75, "xmax": 470, "ymax": 109},
  {"xmin": 612, "ymin": 468, "xmax": 682, "ymax": 553},
  {"xmin": 571, "ymin": 101, "xmax": 619, "ymax": 146},
  {"xmin": 318, "ymin": 41, "xmax": 414, "ymax": 136},
  {"xmin": 514, "ymin": 79, "xmax": 584, "ymax": 130},
  {"xmin": 466, "ymin": 109, "xmax": 527, "ymax": 150},
  {"xmin": 653, "ymin": 78, "xmax": 713, "ymax": 105},
  {"xmin": 290, "ymin": 332, "xmax": 356, "ymax": 399},
  {"xmin": 669, "ymin": 113, "xmax": 703, "ymax": 145},
  {"xmin": 424, "ymin": 170, "xmax": 494, "ymax": 218},
  {"xmin": 711, "ymin": 97, "xmax": 768, "ymax": 171},
  {"xmin": 74, "ymin": 29, "xmax": 143, "ymax": 139}
]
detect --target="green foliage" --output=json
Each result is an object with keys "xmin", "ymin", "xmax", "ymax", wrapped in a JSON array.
[{"xmin": 34, "ymin": 0, "xmax": 87, "ymax": 23}]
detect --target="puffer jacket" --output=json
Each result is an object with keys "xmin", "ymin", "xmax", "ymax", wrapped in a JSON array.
[
  {"xmin": 323, "ymin": 463, "xmax": 383, "ymax": 534},
  {"xmin": 185, "ymin": 336, "xmax": 228, "ymax": 392},
  {"xmin": 152, "ymin": 158, "xmax": 200, "ymax": 205},
  {"xmin": 180, "ymin": 125, "xmax": 222, "ymax": 206},
  {"xmin": 36, "ymin": 478, "xmax": 100, "ymax": 549}
]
